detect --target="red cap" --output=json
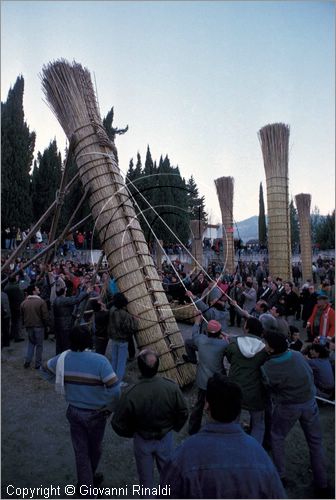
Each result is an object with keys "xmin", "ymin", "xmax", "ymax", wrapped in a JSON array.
[{"xmin": 207, "ymin": 320, "xmax": 222, "ymax": 334}]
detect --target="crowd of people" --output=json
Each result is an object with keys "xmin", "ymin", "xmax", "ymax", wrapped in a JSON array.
[{"xmin": 1, "ymin": 252, "xmax": 335, "ymax": 498}]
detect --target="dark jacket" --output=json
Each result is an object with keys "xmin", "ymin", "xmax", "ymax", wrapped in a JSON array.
[
  {"xmin": 21, "ymin": 296, "xmax": 50, "ymax": 328},
  {"xmin": 225, "ymin": 335, "xmax": 269, "ymax": 410},
  {"xmin": 160, "ymin": 422, "xmax": 285, "ymax": 499},
  {"xmin": 1, "ymin": 291, "xmax": 11, "ymax": 320},
  {"xmin": 108, "ymin": 306, "xmax": 138, "ymax": 342},
  {"xmin": 282, "ymin": 290, "xmax": 300, "ymax": 316},
  {"xmin": 53, "ymin": 291, "xmax": 88, "ymax": 332},
  {"xmin": 94, "ymin": 310, "xmax": 109, "ymax": 339},
  {"xmin": 3, "ymin": 283, "xmax": 24, "ymax": 314},
  {"xmin": 300, "ymin": 289, "xmax": 318, "ymax": 322},
  {"xmin": 262, "ymin": 350, "xmax": 315, "ymax": 404},
  {"xmin": 111, "ymin": 375, "xmax": 188, "ymax": 440}
]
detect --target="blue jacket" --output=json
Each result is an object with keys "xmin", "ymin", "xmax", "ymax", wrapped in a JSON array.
[
  {"xmin": 160, "ymin": 422, "xmax": 286, "ymax": 498},
  {"xmin": 192, "ymin": 324, "xmax": 228, "ymax": 390}
]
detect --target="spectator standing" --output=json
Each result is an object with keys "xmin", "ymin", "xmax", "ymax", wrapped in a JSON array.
[
  {"xmin": 1, "ymin": 289, "xmax": 11, "ymax": 348},
  {"xmin": 42, "ymin": 326, "xmax": 120, "ymax": 497},
  {"xmin": 307, "ymin": 293, "xmax": 335, "ymax": 341},
  {"xmin": 262, "ymin": 331, "xmax": 328, "ymax": 496},
  {"xmin": 224, "ymin": 317, "xmax": 268, "ymax": 443},
  {"xmin": 185, "ymin": 313, "xmax": 228, "ymax": 435},
  {"xmin": 281, "ymin": 281, "xmax": 300, "ymax": 326},
  {"xmin": 112, "ymin": 349, "xmax": 188, "ymax": 494},
  {"xmin": 160, "ymin": 374, "xmax": 285, "ymax": 499},
  {"xmin": 107, "ymin": 293, "xmax": 138, "ymax": 385},
  {"xmin": 53, "ymin": 285, "xmax": 89, "ymax": 354},
  {"xmin": 4, "ymin": 275, "xmax": 25, "ymax": 342},
  {"xmin": 21, "ymin": 284, "xmax": 50, "ymax": 369}
]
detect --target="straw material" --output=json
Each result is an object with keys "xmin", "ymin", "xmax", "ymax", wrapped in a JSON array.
[
  {"xmin": 295, "ymin": 193, "xmax": 312, "ymax": 282},
  {"xmin": 190, "ymin": 219, "xmax": 206, "ymax": 271},
  {"xmin": 258, "ymin": 124, "xmax": 291, "ymax": 280},
  {"xmin": 170, "ymin": 302, "xmax": 198, "ymax": 324},
  {"xmin": 214, "ymin": 177, "xmax": 235, "ymax": 274},
  {"xmin": 41, "ymin": 60, "xmax": 195, "ymax": 386}
]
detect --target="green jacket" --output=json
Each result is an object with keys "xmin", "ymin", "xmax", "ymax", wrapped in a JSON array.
[
  {"xmin": 107, "ymin": 306, "xmax": 138, "ymax": 342},
  {"xmin": 111, "ymin": 375, "xmax": 188, "ymax": 440},
  {"xmin": 225, "ymin": 335, "xmax": 269, "ymax": 411}
]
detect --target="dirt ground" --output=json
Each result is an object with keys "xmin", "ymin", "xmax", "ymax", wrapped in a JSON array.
[{"xmin": 1, "ymin": 321, "xmax": 335, "ymax": 500}]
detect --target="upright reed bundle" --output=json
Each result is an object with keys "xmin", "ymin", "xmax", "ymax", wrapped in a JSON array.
[
  {"xmin": 190, "ymin": 219, "xmax": 206, "ymax": 271},
  {"xmin": 295, "ymin": 193, "xmax": 312, "ymax": 282},
  {"xmin": 214, "ymin": 177, "xmax": 235, "ymax": 275},
  {"xmin": 258, "ymin": 123, "xmax": 291, "ymax": 280},
  {"xmin": 41, "ymin": 60, "xmax": 195, "ymax": 386}
]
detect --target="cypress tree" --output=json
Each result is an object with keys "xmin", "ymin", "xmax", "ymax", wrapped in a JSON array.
[
  {"xmin": 258, "ymin": 182, "xmax": 267, "ymax": 247},
  {"xmin": 186, "ymin": 175, "xmax": 207, "ymax": 221},
  {"xmin": 289, "ymin": 198, "xmax": 300, "ymax": 252},
  {"xmin": 31, "ymin": 140, "xmax": 62, "ymax": 226},
  {"xmin": 1, "ymin": 76, "xmax": 35, "ymax": 228}
]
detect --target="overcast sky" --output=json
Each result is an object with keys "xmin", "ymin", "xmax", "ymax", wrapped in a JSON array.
[{"xmin": 1, "ymin": 0, "xmax": 334, "ymax": 225}]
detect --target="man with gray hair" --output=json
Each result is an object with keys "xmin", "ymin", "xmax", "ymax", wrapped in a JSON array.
[{"xmin": 111, "ymin": 349, "xmax": 188, "ymax": 495}]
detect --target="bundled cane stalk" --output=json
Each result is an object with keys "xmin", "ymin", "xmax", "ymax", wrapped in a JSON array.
[
  {"xmin": 295, "ymin": 193, "xmax": 312, "ymax": 282},
  {"xmin": 258, "ymin": 123, "xmax": 291, "ymax": 280},
  {"xmin": 41, "ymin": 59, "xmax": 195, "ymax": 386},
  {"xmin": 214, "ymin": 177, "xmax": 235, "ymax": 275}
]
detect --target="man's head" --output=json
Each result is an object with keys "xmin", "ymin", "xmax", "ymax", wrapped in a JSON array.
[
  {"xmin": 284, "ymin": 281, "xmax": 293, "ymax": 293},
  {"xmin": 309, "ymin": 344, "xmax": 329, "ymax": 359},
  {"xmin": 205, "ymin": 374, "xmax": 242, "ymax": 423},
  {"xmin": 317, "ymin": 293, "xmax": 329, "ymax": 308},
  {"xmin": 56, "ymin": 287, "xmax": 66, "ymax": 297},
  {"xmin": 206, "ymin": 319, "xmax": 222, "ymax": 338},
  {"xmin": 69, "ymin": 325, "xmax": 93, "ymax": 351},
  {"xmin": 271, "ymin": 304, "xmax": 285, "ymax": 318},
  {"xmin": 244, "ymin": 317, "xmax": 263, "ymax": 337},
  {"xmin": 256, "ymin": 300, "xmax": 268, "ymax": 313},
  {"xmin": 263, "ymin": 331, "xmax": 288, "ymax": 355},
  {"xmin": 26, "ymin": 284, "xmax": 40, "ymax": 296},
  {"xmin": 137, "ymin": 349, "xmax": 159, "ymax": 378}
]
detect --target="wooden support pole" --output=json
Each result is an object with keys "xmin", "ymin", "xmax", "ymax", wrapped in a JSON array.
[
  {"xmin": 1, "ymin": 172, "xmax": 80, "ymax": 272},
  {"xmin": 1, "ymin": 213, "xmax": 92, "ymax": 286}
]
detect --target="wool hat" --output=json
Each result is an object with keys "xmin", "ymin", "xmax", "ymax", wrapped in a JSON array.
[
  {"xmin": 207, "ymin": 320, "xmax": 222, "ymax": 334},
  {"xmin": 317, "ymin": 292, "xmax": 328, "ymax": 300}
]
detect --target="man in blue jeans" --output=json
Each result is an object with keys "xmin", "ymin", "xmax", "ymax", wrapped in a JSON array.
[
  {"xmin": 20, "ymin": 284, "xmax": 50, "ymax": 369},
  {"xmin": 42, "ymin": 325, "xmax": 120, "ymax": 497},
  {"xmin": 160, "ymin": 374, "xmax": 285, "ymax": 498},
  {"xmin": 111, "ymin": 349, "xmax": 188, "ymax": 496},
  {"xmin": 262, "ymin": 330, "xmax": 329, "ymax": 496}
]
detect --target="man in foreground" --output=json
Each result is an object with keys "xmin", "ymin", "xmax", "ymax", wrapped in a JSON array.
[
  {"xmin": 42, "ymin": 325, "xmax": 120, "ymax": 497},
  {"xmin": 111, "ymin": 349, "xmax": 188, "ymax": 494},
  {"xmin": 160, "ymin": 374, "xmax": 285, "ymax": 499},
  {"xmin": 262, "ymin": 330, "xmax": 329, "ymax": 497}
]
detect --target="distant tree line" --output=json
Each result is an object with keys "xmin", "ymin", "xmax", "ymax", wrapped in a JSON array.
[{"xmin": 1, "ymin": 75, "xmax": 207, "ymax": 248}]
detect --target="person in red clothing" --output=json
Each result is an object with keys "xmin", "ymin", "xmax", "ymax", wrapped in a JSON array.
[{"xmin": 307, "ymin": 293, "xmax": 335, "ymax": 340}]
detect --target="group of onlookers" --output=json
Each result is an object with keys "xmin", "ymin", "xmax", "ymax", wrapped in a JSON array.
[{"xmin": 1, "ymin": 253, "xmax": 335, "ymax": 498}]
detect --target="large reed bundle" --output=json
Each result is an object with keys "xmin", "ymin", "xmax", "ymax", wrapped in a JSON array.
[
  {"xmin": 295, "ymin": 193, "xmax": 312, "ymax": 282},
  {"xmin": 190, "ymin": 219, "xmax": 206, "ymax": 271},
  {"xmin": 41, "ymin": 60, "xmax": 195, "ymax": 386},
  {"xmin": 214, "ymin": 177, "xmax": 235, "ymax": 274},
  {"xmin": 258, "ymin": 124, "xmax": 291, "ymax": 280}
]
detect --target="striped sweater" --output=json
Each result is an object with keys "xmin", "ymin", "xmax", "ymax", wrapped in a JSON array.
[{"xmin": 45, "ymin": 351, "xmax": 120, "ymax": 410}]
